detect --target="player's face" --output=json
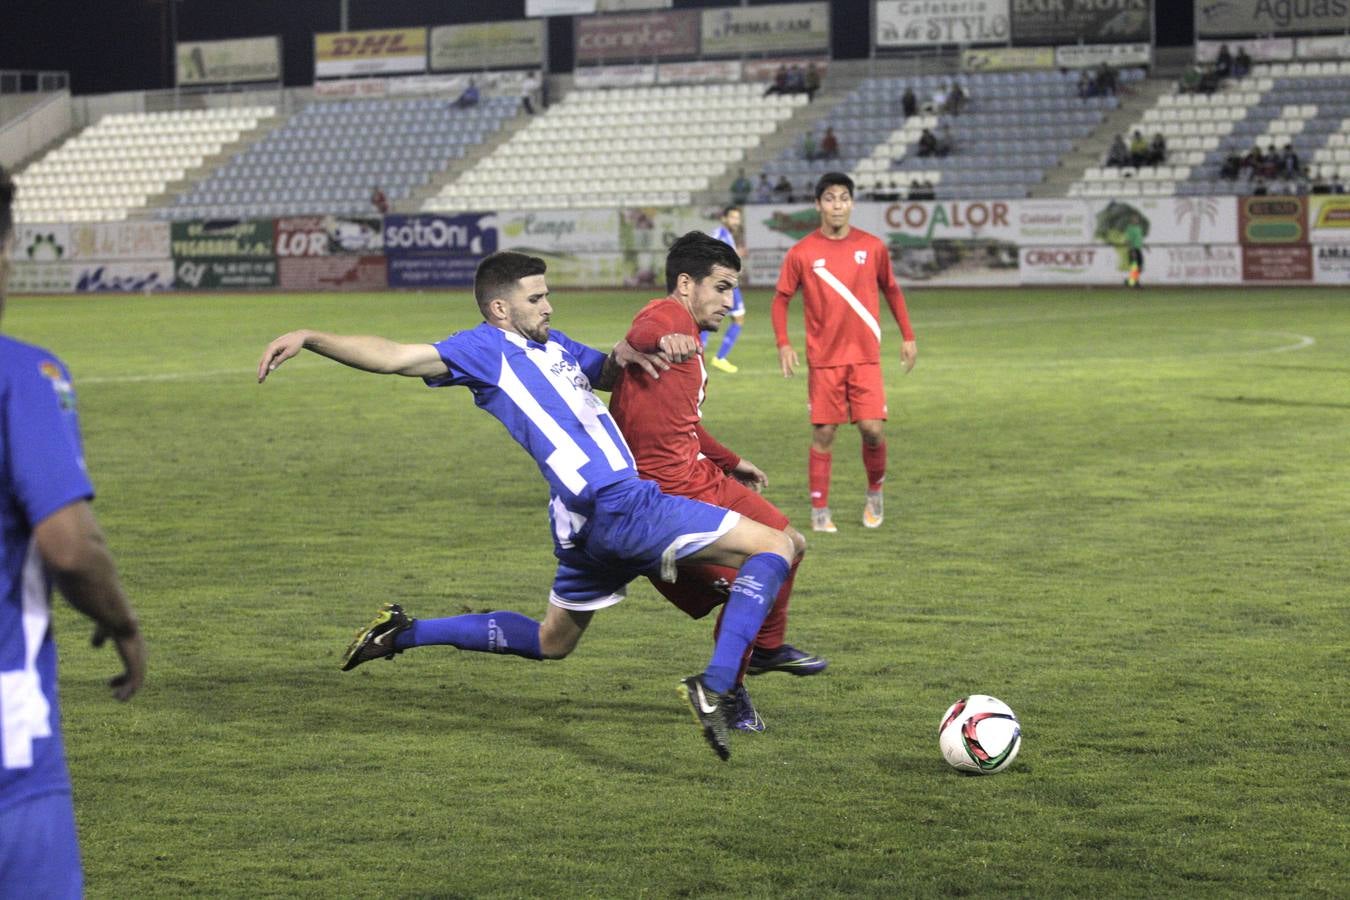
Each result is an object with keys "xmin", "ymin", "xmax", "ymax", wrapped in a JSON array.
[
  {"xmin": 503, "ymin": 274, "xmax": 552, "ymax": 343},
  {"xmin": 689, "ymin": 265, "xmax": 739, "ymax": 332},
  {"xmin": 723, "ymin": 209, "xmax": 742, "ymax": 230},
  {"xmin": 816, "ymin": 185, "xmax": 853, "ymax": 233}
]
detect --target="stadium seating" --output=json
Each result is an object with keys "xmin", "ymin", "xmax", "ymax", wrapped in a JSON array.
[
  {"xmin": 424, "ymin": 83, "xmax": 807, "ymax": 211},
  {"xmin": 11, "ymin": 107, "xmax": 273, "ymax": 223},
  {"xmin": 762, "ymin": 69, "xmax": 1137, "ymax": 202},
  {"xmin": 165, "ymin": 95, "xmax": 519, "ymax": 220}
]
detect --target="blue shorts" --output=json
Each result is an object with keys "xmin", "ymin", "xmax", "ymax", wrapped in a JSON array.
[
  {"xmin": 0, "ymin": 791, "xmax": 82, "ymax": 900},
  {"xmin": 729, "ymin": 287, "xmax": 745, "ymax": 317},
  {"xmin": 550, "ymin": 478, "xmax": 738, "ymax": 610}
]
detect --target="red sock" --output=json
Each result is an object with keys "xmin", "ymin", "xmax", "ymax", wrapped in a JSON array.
[
  {"xmin": 863, "ymin": 440, "xmax": 887, "ymax": 492},
  {"xmin": 809, "ymin": 448, "xmax": 832, "ymax": 509},
  {"xmin": 753, "ymin": 559, "xmax": 798, "ymax": 652}
]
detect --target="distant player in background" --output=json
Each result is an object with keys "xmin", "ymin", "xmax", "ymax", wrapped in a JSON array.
[
  {"xmin": 1124, "ymin": 214, "xmax": 1145, "ymax": 287},
  {"xmin": 257, "ymin": 251, "xmax": 796, "ymax": 761},
  {"xmin": 610, "ymin": 232, "xmax": 827, "ymax": 733},
  {"xmin": 0, "ymin": 165, "xmax": 148, "ymax": 898},
  {"xmin": 701, "ymin": 206, "xmax": 746, "ymax": 373},
  {"xmin": 771, "ymin": 172, "xmax": 917, "ymax": 533}
]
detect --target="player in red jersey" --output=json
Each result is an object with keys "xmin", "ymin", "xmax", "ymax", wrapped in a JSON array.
[
  {"xmin": 771, "ymin": 172, "xmax": 917, "ymax": 533},
  {"xmin": 609, "ymin": 231, "xmax": 827, "ymax": 733}
]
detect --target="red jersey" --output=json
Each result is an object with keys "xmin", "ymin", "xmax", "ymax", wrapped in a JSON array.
[
  {"xmin": 771, "ymin": 227, "xmax": 914, "ymax": 367},
  {"xmin": 608, "ymin": 297, "xmax": 740, "ymax": 494}
]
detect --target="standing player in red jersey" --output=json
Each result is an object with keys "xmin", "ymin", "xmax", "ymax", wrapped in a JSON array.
[
  {"xmin": 771, "ymin": 172, "xmax": 917, "ymax": 533},
  {"xmin": 609, "ymin": 231, "xmax": 827, "ymax": 733}
]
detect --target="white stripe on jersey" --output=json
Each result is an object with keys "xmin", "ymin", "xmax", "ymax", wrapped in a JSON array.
[
  {"xmin": 521, "ymin": 342, "xmax": 632, "ymax": 475},
  {"xmin": 2, "ymin": 539, "xmax": 53, "ymax": 770},
  {"xmin": 496, "ymin": 356, "xmax": 590, "ymax": 496},
  {"xmin": 811, "ymin": 262, "xmax": 882, "ymax": 342}
]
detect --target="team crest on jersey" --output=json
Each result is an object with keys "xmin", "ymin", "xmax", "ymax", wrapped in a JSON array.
[
  {"xmin": 855, "ymin": 250, "xmax": 868, "ymax": 265},
  {"xmin": 812, "ymin": 258, "xmax": 826, "ymax": 269},
  {"xmin": 39, "ymin": 360, "xmax": 76, "ymax": 411}
]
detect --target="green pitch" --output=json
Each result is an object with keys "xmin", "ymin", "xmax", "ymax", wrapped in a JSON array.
[{"xmin": 8, "ymin": 286, "xmax": 1347, "ymax": 897}]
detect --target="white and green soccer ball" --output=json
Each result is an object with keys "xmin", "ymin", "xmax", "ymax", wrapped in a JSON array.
[{"xmin": 939, "ymin": 694, "xmax": 1022, "ymax": 775}]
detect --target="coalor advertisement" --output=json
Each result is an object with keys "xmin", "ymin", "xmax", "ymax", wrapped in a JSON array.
[
  {"xmin": 1242, "ymin": 245, "xmax": 1312, "ymax": 282},
  {"xmin": 701, "ymin": 3, "xmax": 830, "ymax": 57},
  {"xmin": 174, "ymin": 258, "xmax": 277, "ymax": 289},
  {"xmin": 74, "ymin": 261, "xmax": 176, "ymax": 293},
  {"xmin": 171, "ymin": 220, "xmax": 274, "ymax": 258},
  {"xmin": 1011, "ymin": 0, "xmax": 1150, "ymax": 45},
  {"xmin": 1312, "ymin": 243, "xmax": 1350, "ymax": 284},
  {"xmin": 1306, "ymin": 195, "xmax": 1350, "ymax": 243},
  {"xmin": 1014, "ymin": 199, "xmax": 1094, "ymax": 245},
  {"xmin": 315, "ymin": 28, "xmax": 427, "ymax": 79},
  {"xmin": 1196, "ymin": 0, "xmax": 1350, "ymax": 37},
  {"xmin": 384, "ymin": 213, "xmax": 497, "ymax": 288},
  {"xmin": 176, "ymin": 36, "xmax": 281, "ymax": 86},
  {"xmin": 278, "ymin": 256, "xmax": 388, "ymax": 291},
  {"xmin": 274, "ymin": 216, "xmax": 383, "ymax": 257},
  {"xmin": 575, "ymin": 10, "xmax": 700, "ymax": 63},
  {"xmin": 875, "ymin": 0, "xmax": 1010, "ymax": 49},
  {"xmin": 430, "ymin": 21, "xmax": 545, "ymax": 72}
]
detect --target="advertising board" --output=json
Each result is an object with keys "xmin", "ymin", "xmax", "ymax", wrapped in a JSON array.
[
  {"xmin": 1011, "ymin": 0, "xmax": 1150, "ymax": 45},
  {"xmin": 962, "ymin": 46, "xmax": 1055, "ymax": 72},
  {"xmin": 176, "ymin": 36, "xmax": 281, "ymax": 86},
  {"xmin": 1242, "ymin": 245, "xmax": 1312, "ymax": 282},
  {"xmin": 430, "ymin": 21, "xmax": 545, "ymax": 72},
  {"xmin": 1236, "ymin": 195, "xmax": 1307, "ymax": 245},
  {"xmin": 171, "ymin": 220, "xmax": 274, "ymax": 258},
  {"xmin": 495, "ymin": 209, "xmax": 621, "ymax": 255},
  {"xmin": 575, "ymin": 11, "xmax": 700, "ymax": 63},
  {"xmin": 274, "ymin": 216, "xmax": 384, "ymax": 257},
  {"xmin": 700, "ymin": 3, "xmax": 830, "ymax": 57},
  {"xmin": 1088, "ymin": 197, "xmax": 1238, "ymax": 246},
  {"xmin": 875, "ymin": 0, "xmax": 1010, "ymax": 48},
  {"xmin": 278, "ymin": 257, "xmax": 389, "ymax": 291},
  {"xmin": 1195, "ymin": 0, "xmax": 1350, "ymax": 37},
  {"xmin": 315, "ymin": 28, "xmax": 427, "ymax": 79},
  {"xmin": 1312, "ymin": 243, "xmax": 1350, "ymax": 284},
  {"xmin": 1306, "ymin": 196, "xmax": 1350, "ymax": 244},
  {"xmin": 383, "ymin": 213, "xmax": 497, "ymax": 288},
  {"xmin": 69, "ymin": 222, "xmax": 171, "ymax": 260},
  {"xmin": 74, "ymin": 261, "xmax": 176, "ymax": 293},
  {"xmin": 174, "ymin": 258, "xmax": 277, "ymax": 289}
]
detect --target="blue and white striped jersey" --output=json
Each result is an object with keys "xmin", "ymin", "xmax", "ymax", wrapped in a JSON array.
[
  {"xmin": 425, "ymin": 324, "xmax": 637, "ymax": 513},
  {"xmin": 711, "ymin": 224, "xmax": 736, "ymax": 250},
  {"xmin": 1, "ymin": 336, "xmax": 92, "ymax": 809}
]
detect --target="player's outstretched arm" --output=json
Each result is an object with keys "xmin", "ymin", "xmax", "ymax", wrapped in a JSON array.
[
  {"xmin": 35, "ymin": 501, "xmax": 146, "ymax": 702},
  {"xmin": 258, "ymin": 330, "xmax": 446, "ymax": 382}
]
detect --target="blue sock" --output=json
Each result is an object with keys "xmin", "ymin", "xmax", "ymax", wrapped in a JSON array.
[
  {"xmin": 395, "ymin": 611, "xmax": 543, "ymax": 660},
  {"xmin": 716, "ymin": 319, "xmax": 742, "ymax": 360},
  {"xmin": 703, "ymin": 553, "xmax": 791, "ymax": 693}
]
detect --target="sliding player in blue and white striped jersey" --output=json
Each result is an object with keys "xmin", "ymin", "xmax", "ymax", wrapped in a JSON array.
[{"xmin": 258, "ymin": 251, "xmax": 793, "ymax": 760}]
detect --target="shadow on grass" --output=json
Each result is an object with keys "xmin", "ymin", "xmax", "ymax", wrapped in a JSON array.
[{"xmin": 1206, "ymin": 395, "xmax": 1350, "ymax": 411}]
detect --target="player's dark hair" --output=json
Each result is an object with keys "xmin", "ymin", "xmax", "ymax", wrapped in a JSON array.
[
  {"xmin": 815, "ymin": 171, "xmax": 854, "ymax": 200},
  {"xmin": 721, "ymin": 204, "xmax": 740, "ymax": 219},
  {"xmin": 0, "ymin": 164, "xmax": 15, "ymax": 243},
  {"xmin": 664, "ymin": 230, "xmax": 740, "ymax": 294},
  {"xmin": 474, "ymin": 251, "xmax": 547, "ymax": 315}
]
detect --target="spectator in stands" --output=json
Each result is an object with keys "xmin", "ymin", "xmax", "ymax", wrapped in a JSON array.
[
  {"xmin": 1279, "ymin": 144, "xmax": 1302, "ymax": 179},
  {"xmin": 786, "ymin": 65, "xmax": 806, "ymax": 95},
  {"xmin": 730, "ymin": 169, "xmax": 752, "ymax": 205},
  {"xmin": 1107, "ymin": 134, "xmax": 1131, "ymax": 167},
  {"xmin": 1129, "ymin": 131, "xmax": 1149, "ymax": 167},
  {"xmin": 1198, "ymin": 65, "xmax": 1220, "ymax": 95},
  {"xmin": 1241, "ymin": 144, "xmax": 1265, "ymax": 177},
  {"xmin": 902, "ymin": 87, "xmax": 917, "ymax": 119},
  {"xmin": 370, "ymin": 186, "xmax": 389, "ymax": 215},
  {"xmin": 945, "ymin": 81, "xmax": 967, "ymax": 116},
  {"xmin": 1215, "ymin": 44, "xmax": 1233, "ymax": 80},
  {"xmin": 1181, "ymin": 65, "xmax": 1203, "ymax": 94},
  {"xmin": 1252, "ymin": 177, "xmax": 1268, "ymax": 196},
  {"xmin": 1258, "ymin": 145, "xmax": 1281, "ymax": 180},
  {"xmin": 936, "ymin": 123, "xmax": 954, "ymax": 157},
  {"xmin": 908, "ymin": 179, "xmax": 935, "ymax": 201},
  {"xmin": 764, "ymin": 65, "xmax": 789, "ymax": 96},
  {"xmin": 802, "ymin": 130, "xmax": 818, "ymax": 161},
  {"xmin": 754, "ymin": 173, "xmax": 774, "ymax": 204},
  {"xmin": 819, "ymin": 127, "xmax": 839, "ymax": 161},
  {"xmin": 930, "ymin": 83, "xmax": 949, "ymax": 115},
  {"xmin": 454, "ymin": 79, "xmax": 480, "ymax": 109},
  {"xmin": 773, "ymin": 174, "xmax": 793, "ymax": 202},
  {"xmin": 917, "ymin": 128, "xmax": 939, "ymax": 158},
  {"xmin": 1095, "ymin": 63, "xmax": 1118, "ymax": 96},
  {"xmin": 805, "ymin": 63, "xmax": 821, "ymax": 102},
  {"xmin": 1220, "ymin": 150, "xmax": 1243, "ymax": 180},
  {"xmin": 1148, "ymin": 133, "xmax": 1167, "ymax": 166},
  {"xmin": 799, "ymin": 178, "xmax": 815, "ymax": 203},
  {"xmin": 1331, "ymin": 171, "xmax": 1347, "ymax": 194},
  {"xmin": 881, "ymin": 180, "xmax": 901, "ymax": 201},
  {"xmin": 1234, "ymin": 47, "xmax": 1252, "ymax": 78},
  {"xmin": 1078, "ymin": 69, "xmax": 1097, "ymax": 99}
]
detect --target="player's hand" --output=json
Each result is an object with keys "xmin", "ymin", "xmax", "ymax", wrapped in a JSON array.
[
  {"xmin": 730, "ymin": 459, "xmax": 768, "ymax": 493},
  {"xmin": 778, "ymin": 345, "xmax": 799, "ymax": 378},
  {"xmin": 257, "ymin": 331, "xmax": 309, "ymax": 382},
  {"xmin": 613, "ymin": 339, "xmax": 669, "ymax": 380},
  {"xmin": 93, "ymin": 624, "xmax": 146, "ymax": 702},
  {"xmin": 900, "ymin": 340, "xmax": 917, "ymax": 374},
  {"xmin": 656, "ymin": 333, "xmax": 699, "ymax": 363}
]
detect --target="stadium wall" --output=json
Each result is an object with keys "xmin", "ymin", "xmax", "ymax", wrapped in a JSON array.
[{"xmin": 8, "ymin": 197, "xmax": 1350, "ymax": 293}]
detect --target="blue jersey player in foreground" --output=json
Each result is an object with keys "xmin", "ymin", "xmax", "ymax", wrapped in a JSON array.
[
  {"xmin": 0, "ymin": 165, "xmax": 147, "ymax": 898},
  {"xmin": 257, "ymin": 251, "xmax": 794, "ymax": 760},
  {"xmin": 702, "ymin": 206, "xmax": 746, "ymax": 373}
]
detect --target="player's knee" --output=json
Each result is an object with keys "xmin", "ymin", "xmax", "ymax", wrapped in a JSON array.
[
  {"xmin": 538, "ymin": 635, "xmax": 575, "ymax": 660},
  {"xmin": 785, "ymin": 526, "xmax": 807, "ymax": 560}
]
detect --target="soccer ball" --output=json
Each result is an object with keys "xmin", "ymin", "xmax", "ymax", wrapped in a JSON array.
[{"xmin": 939, "ymin": 694, "xmax": 1022, "ymax": 775}]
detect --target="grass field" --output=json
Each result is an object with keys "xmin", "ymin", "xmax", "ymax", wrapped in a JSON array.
[{"xmin": 8, "ymin": 285, "xmax": 1348, "ymax": 898}]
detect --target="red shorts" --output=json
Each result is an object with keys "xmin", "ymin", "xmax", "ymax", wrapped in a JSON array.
[
  {"xmin": 807, "ymin": 363, "xmax": 888, "ymax": 425},
  {"xmin": 647, "ymin": 459, "xmax": 789, "ymax": 620}
]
